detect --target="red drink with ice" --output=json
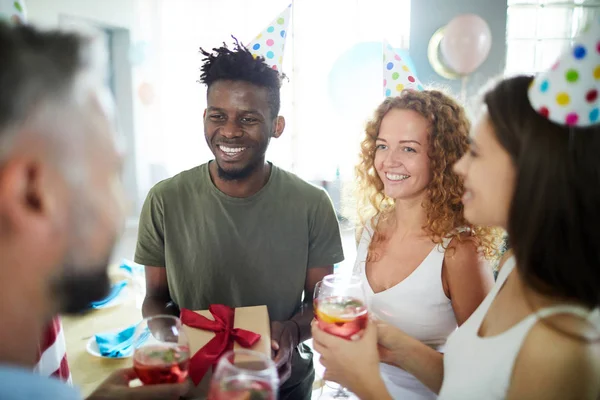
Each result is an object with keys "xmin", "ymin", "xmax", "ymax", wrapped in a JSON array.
[{"xmin": 133, "ymin": 344, "xmax": 190, "ymax": 384}]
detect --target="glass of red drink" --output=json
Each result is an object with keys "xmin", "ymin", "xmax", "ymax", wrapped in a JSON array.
[
  {"xmin": 208, "ymin": 349, "xmax": 278, "ymax": 400},
  {"xmin": 133, "ymin": 315, "xmax": 190, "ymax": 385},
  {"xmin": 314, "ymin": 274, "xmax": 368, "ymax": 399}
]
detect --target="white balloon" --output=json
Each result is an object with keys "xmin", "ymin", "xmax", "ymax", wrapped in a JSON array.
[{"xmin": 440, "ymin": 14, "xmax": 492, "ymax": 75}]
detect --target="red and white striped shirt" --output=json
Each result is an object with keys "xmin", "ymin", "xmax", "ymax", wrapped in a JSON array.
[{"xmin": 34, "ymin": 316, "xmax": 72, "ymax": 384}]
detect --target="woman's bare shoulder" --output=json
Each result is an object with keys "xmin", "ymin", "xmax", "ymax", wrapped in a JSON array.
[{"xmin": 508, "ymin": 312, "xmax": 600, "ymax": 399}]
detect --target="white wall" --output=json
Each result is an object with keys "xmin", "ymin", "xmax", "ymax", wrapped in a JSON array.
[{"xmin": 26, "ymin": 0, "xmax": 136, "ymax": 29}]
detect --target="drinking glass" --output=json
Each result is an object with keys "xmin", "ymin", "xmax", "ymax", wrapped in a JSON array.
[
  {"xmin": 208, "ymin": 349, "xmax": 279, "ymax": 400},
  {"xmin": 313, "ymin": 280, "xmax": 322, "ymax": 309},
  {"xmin": 314, "ymin": 274, "xmax": 368, "ymax": 399},
  {"xmin": 133, "ymin": 315, "xmax": 190, "ymax": 385}
]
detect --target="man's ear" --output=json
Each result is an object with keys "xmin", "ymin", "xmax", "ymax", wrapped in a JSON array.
[
  {"xmin": 0, "ymin": 158, "xmax": 49, "ymax": 231},
  {"xmin": 203, "ymin": 109, "xmax": 207, "ymax": 119},
  {"xmin": 272, "ymin": 116, "xmax": 285, "ymax": 139}
]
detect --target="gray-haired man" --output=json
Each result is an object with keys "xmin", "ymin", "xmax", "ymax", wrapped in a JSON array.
[{"xmin": 0, "ymin": 23, "xmax": 188, "ymax": 400}]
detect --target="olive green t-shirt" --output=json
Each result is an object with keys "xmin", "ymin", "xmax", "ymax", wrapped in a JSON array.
[{"xmin": 134, "ymin": 162, "xmax": 344, "ymax": 397}]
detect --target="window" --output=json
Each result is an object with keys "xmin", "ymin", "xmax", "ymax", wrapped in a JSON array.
[{"xmin": 506, "ymin": 0, "xmax": 600, "ymax": 74}]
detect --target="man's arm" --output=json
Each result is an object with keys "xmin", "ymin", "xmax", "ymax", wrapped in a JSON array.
[
  {"xmin": 270, "ymin": 265, "xmax": 332, "ymax": 383},
  {"xmin": 287, "ymin": 188, "xmax": 344, "ymax": 342},
  {"xmin": 142, "ymin": 266, "xmax": 179, "ymax": 318},
  {"xmin": 289, "ymin": 265, "xmax": 333, "ymax": 342},
  {"xmin": 271, "ymin": 188, "xmax": 343, "ymax": 382},
  {"xmin": 292, "ymin": 187, "xmax": 345, "ymax": 340},
  {"xmin": 135, "ymin": 187, "xmax": 175, "ymax": 317}
]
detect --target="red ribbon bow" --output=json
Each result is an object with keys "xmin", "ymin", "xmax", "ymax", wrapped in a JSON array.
[{"xmin": 180, "ymin": 305, "xmax": 262, "ymax": 385}]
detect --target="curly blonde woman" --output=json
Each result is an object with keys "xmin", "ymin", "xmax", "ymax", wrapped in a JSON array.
[{"xmin": 314, "ymin": 89, "xmax": 502, "ymax": 399}]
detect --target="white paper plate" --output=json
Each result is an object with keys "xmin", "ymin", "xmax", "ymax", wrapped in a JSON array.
[{"xmin": 86, "ymin": 335, "xmax": 132, "ymax": 359}]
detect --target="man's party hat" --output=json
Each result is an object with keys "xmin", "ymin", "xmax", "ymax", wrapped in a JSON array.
[
  {"xmin": 528, "ymin": 17, "xmax": 600, "ymax": 127},
  {"xmin": 0, "ymin": 0, "xmax": 27, "ymax": 25},
  {"xmin": 247, "ymin": 4, "xmax": 292, "ymax": 72},
  {"xmin": 383, "ymin": 40, "xmax": 423, "ymax": 97}
]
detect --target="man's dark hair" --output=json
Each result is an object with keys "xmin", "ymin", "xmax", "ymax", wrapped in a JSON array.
[
  {"xmin": 0, "ymin": 22, "xmax": 87, "ymax": 146},
  {"xmin": 198, "ymin": 39, "xmax": 282, "ymax": 119}
]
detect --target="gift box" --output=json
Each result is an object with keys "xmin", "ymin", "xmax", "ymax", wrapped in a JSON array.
[{"xmin": 180, "ymin": 305, "xmax": 271, "ymax": 398}]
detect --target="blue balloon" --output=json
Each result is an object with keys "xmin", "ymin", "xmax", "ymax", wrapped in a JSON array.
[{"xmin": 328, "ymin": 41, "xmax": 419, "ymax": 119}]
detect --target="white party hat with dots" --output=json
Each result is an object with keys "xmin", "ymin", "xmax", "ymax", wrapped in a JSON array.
[
  {"xmin": 0, "ymin": 0, "xmax": 27, "ymax": 25},
  {"xmin": 383, "ymin": 40, "xmax": 423, "ymax": 97},
  {"xmin": 247, "ymin": 4, "xmax": 291, "ymax": 73},
  {"xmin": 528, "ymin": 17, "xmax": 600, "ymax": 127}
]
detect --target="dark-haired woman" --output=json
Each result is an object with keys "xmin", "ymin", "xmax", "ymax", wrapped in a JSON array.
[{"xmin": 312, "ymin": 74, "xmax": 600, "ymax": 399}]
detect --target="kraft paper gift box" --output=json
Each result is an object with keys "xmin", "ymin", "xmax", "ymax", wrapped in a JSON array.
[{"xmin": 180, "ymin": 305, "xmax": 271, "ymax": 399}]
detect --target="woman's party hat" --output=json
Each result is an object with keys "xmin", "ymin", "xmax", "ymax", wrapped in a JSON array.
[
  {"xmin": 247, "ymin": 4, "xmax": 292, "ymax": 72},
  {"xmin": 383, "ymin": 40, "xmax": 423, "ymax": 97},
  {"xmin": 528, "ymin": 18, "xmax": 600, "ymax": 127}
]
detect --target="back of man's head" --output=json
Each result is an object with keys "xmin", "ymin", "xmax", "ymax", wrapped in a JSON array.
[{"xmin": 198, "ymin": 39, "xmax": 282, "ymax": 119}]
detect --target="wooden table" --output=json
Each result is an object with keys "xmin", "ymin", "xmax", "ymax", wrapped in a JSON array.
[
  {"xmin": 61, "ymin": 268, "xmax": 333, "ymax": 399},
  {"xmin": 62, "ymin": 269, "xmax": 142, "ymax": 398}
]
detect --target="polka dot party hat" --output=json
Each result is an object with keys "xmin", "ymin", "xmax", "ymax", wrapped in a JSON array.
[
  {"xmin": 247, "ymin": 4, "xmax": 291, "ymax": 72},
  {"xmin": 0, "ymin": 0, "xmax": 27, "ymax": 25},
  {"xmin": 528, "ymin": 17, "xmax": 600, "ymax": 127},
  {"xmin": 383, "ymin": 40, "xmax": 423, "ymax": 97}
]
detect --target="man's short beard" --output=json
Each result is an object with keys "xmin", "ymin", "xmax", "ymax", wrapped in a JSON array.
[
  {"xmin": 51, "ymin": 264, "xmax": 111, "ymax": 315},
  {"xmin": 216, "ymin": 158, "xmax": 262, "ymax": 181}
]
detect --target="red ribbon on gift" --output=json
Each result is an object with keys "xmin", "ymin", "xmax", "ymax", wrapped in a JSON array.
[{"xmin": 180, "ymin": 305, "xmax": 262, "ymax": 385}]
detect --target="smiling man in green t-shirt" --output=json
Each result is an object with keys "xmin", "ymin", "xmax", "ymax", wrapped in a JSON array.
[{"xmin": 135, "ymin": 41, "xmax": 344, "ymax": 399}]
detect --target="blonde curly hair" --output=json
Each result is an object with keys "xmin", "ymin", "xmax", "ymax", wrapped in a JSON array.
[{"xmin": 355, "ymin": 90, "xmax": 502, "ymax": 260}]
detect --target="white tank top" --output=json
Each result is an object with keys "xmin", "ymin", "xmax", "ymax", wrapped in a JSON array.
[
  {"xmin": 439, "ymin": 256, "xmax": 600, "ymax": 399},
  {"xmin": 354, "ymin": 224, "xmax": 458, "ymax": 400}
]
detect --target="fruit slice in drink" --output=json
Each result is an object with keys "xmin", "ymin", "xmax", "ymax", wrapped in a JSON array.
[{"xmin": 315, "ymin": 296, "xmax": 368, "ymax": 339}]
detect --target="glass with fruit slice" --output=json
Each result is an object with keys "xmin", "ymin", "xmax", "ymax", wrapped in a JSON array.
[
  {"xmin": 133, "ymin": 315, "xmax": 190, "ymax": 385},
  {"xmin": 315, "ymin": 296, "xmax": 368, "ymax": 340},
  {"xmin": 208, "ymin": 349, "xmax": 278, "ymax": 400},
  {"xmin": 314, "ymin": 274, "xmax": 368, "ymax": 399}
]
